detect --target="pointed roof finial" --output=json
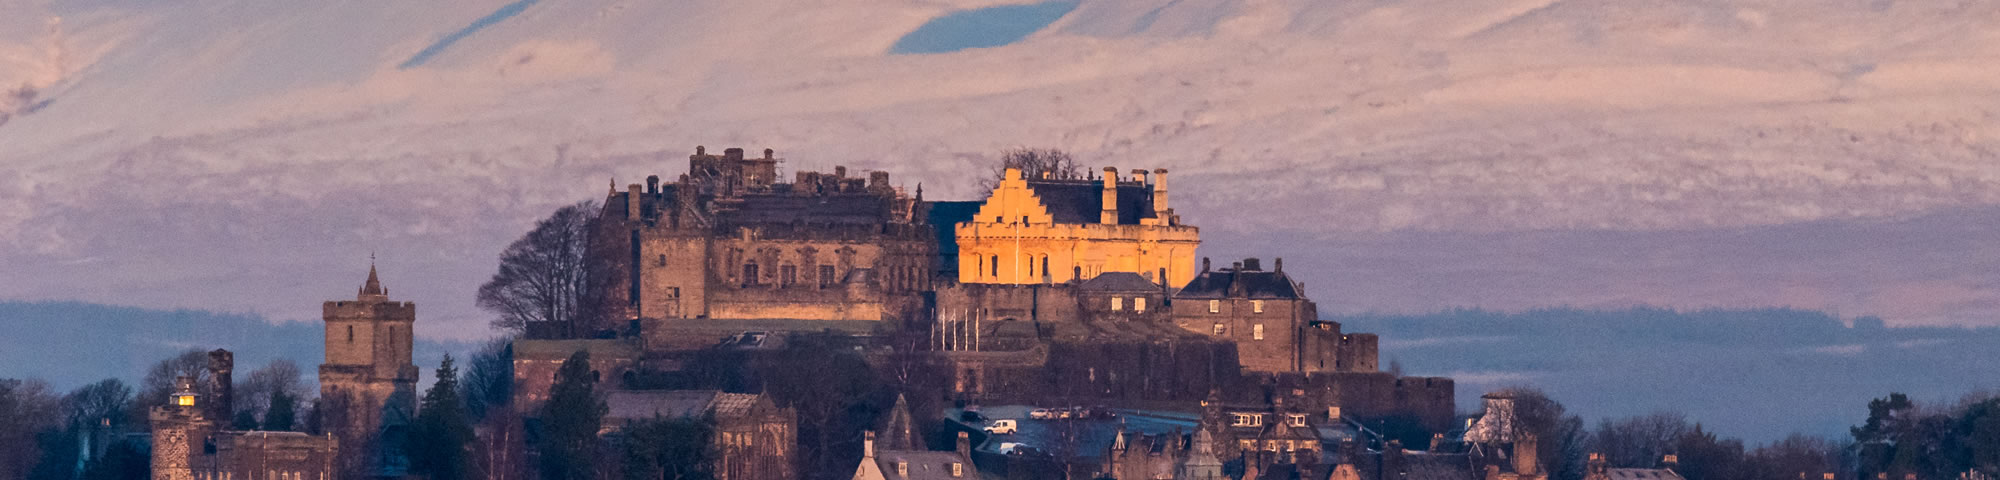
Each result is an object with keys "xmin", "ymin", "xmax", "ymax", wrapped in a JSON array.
[{"xmin": 359, "ymin": 256, "xmax": 386, "ymax": 299}]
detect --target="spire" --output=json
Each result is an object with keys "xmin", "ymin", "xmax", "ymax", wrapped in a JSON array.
[{"xmin": 359, "ymin": 257, "xmax": 387, "ymax": 300}]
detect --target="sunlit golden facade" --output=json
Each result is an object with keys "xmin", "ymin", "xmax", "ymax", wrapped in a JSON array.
[{"xmin": 955, "ymin": 166, "xmax": 1199, "ymax": 287}]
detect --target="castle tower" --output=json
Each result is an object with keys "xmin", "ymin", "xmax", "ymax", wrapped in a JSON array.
[
  {"xmin": 319, "ymin": 263, "xmax": 419, "ymax": 477},
  {"xmin": 149, "ymin": 376, "xmax": 212, "ymax": 480}
]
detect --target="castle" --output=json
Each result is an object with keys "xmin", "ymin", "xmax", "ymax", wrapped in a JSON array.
[{"xmin": 515, "ymin": 146, "xmax": 1456, "ymax": 434}]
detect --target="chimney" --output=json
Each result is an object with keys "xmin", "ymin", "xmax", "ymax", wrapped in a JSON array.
[
  {"xmin": 1202, "ymin": 257, "xmax": 1211, "ymax": 273},
  {"xmin": 1431, "ymin": 433, "xmax": 1446, "ymax": 451},
  {"xmin": 1231, "ymin": 261, "xmax": 1242, "ymax": 271},
  {"xmin": 207, "ymin": 349, "xmax": 234, "ymax": 423},
  {"xmin": 695, "ymin": 145, "xmax": 706, "ymax": 156},
  {"xmin": 870, "ymin": 171, "xmax": 890, "ymax": 190},
  {"xmin": 627, "ymin": 184, "xmax": 643, "ymax": 220},
  {"xmin": 835, "ymin": 166, "xmax": 847, "ymax": 178},
  {"xmin": 1243, "ymin": 258, "xmax": 1261, "ymax": 271},
  {"xmin": 1275, "ymin": 258, "xmax": 1283, "ymax": 273},
  {"xmin": 1588, "ymin": 453, "xmax": 1609, "ymax": 477},
  {"xmin": 646, "ymin": 175, "xmax": 660, "ymax": 194},
  {"xmin": 1513, "ymin": 432, "xmax": 1541, "ymax": 476},
  {"xmin": 864, "ymin": 430, "xmax": 876, "ymax": 458},
  {"xmin": 1101, "ymin": 167, "xmax": 1119, "ymax": 224},
  {"xmin": 1152, "ymin": 168, "xmax": 1169, "ymax": 221},
  {"xmin": 764, "ymin": 148, "xmax": 775, "ymax": 159},
  {"xmin": 1663, "ymin": 454, "xmax": 1679, "ymax": 469},
  {"xmin": 1132, "ymin": 169, "xmax": 1149, "ymax": 186},
  {"xmin": 724, "ymin": 147, "xmax": 745, "ymax": 161},
  {"xmin": 956, "ymin": 431, "xmax": 972, "ymax": 459}
]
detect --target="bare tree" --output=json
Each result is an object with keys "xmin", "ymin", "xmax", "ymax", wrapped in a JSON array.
[
  {"xmin": 1591, "ymin": 411, "xmax": 1692, "ymax": 468},
  {"xmin": 1500, "ymin": 387, "xmax": 1590, "ymax": 480},
  {"xmin": 979, "ymin": 148, "xmax": 1082, "ymax": 190},
  {"xmin": 139, "ymin": 349, "xmax": 214, "ymax": 409},
  {"xmin": 479, "ymin": 201, "xmax": 599, "ymax": 333},
  {"xmin": 236, "ymin": 359, "xmax": 310, "ymax": 428}
]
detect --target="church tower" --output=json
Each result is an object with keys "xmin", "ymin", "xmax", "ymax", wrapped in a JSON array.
[{"xmin": 319, "ymin": 263, "xmax": 419, "ymax": 477}]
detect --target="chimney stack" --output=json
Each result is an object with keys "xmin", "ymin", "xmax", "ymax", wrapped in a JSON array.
[
  {"xmin": 1132, "ymin": 169, "xmax": 1149, "ymax": 186},
  {"xmin": 1275, "ymin": 258, "xmax": 1283, "ymax": 273},
  {"xmin": 724, "ymin": 147, "xmax": 745, "ymax": 161},
  {"xmin": 764, "ymin": 148, "xmax": 775, "ymax": 159},
  {"xmin": 1243, "ymin": 258, "xmax": 1261, "ymax": 271},
  {"xmin": 1101, "ymin": 167, "xmax": 1119, "ymax": 224},
  {"xmin": 206, "ymin": 349, "xmax": 234, "ymax": 423},
  {"xmin": 1152, "ymin": 168, "xmax": 1170, "ymax": 222},
  {"xmin": 1513, "ymin": 432, "xmax": 1541, "ymax": 476},
  {"xmin": 646, "ymin": 175, "xmax": 660, "ymax": 194},
  {"xmin": 1202, "ymin": 257, "xmax": 1211, "ymax": 272},
  {"xmin": 627, "ymin": 184, "xmax": 643, "ymax": 220},
  {"xmin": 956, "ymin": 431, "xmax": 972, "ymax": 459},
  {"xmin": 864, "ymin": 430, "xmax": 876, "ymax": 458}
]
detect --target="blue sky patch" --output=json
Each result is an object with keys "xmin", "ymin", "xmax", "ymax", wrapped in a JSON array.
[
  {"xmin": 400, "ymin": 0, "xmax": 541, "ymax": 69},
  {"xmin": 890, "ymin": 1, "xmax": 1080, "ymax": 55}
]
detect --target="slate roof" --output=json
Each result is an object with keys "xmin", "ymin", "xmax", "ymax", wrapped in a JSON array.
[
  {"xmin": 1606, "ymin": 469, "xmax": 1686, "ymax": 480},
  {"xmin": 722, "ymin": 194, "xmax": 894, "ymax": 225},
  {"xmin": 1173, "ymin": 268, "xmax": 1304, "ymax": 299},
  {"xmin": 603, "ymin": 390, "xmax": 767, "ymax": 427},
  {"xmin": 1022, "ymin": 179, "xmax": 1158, "ymax": 225},
  {"xmin": 871, "ymin": 450, "xmax": 973, "ymax": 480},
  {"xmin": 1076, "ymin": 272, "xmax": 1161, "ymax": 292},
  {"xmin": 927, "ymin": 201, "xmax": 983, "ymax": 260}
]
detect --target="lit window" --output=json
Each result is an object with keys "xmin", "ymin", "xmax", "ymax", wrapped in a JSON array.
[
  {"xmin": 1212, "ymin": 324, "xmax": 1226, "ymax": 335},
  {"xmin": 1134, "ymin": 297, "xmax": 1146, "ymax": 312},
  {"xmin": 1288, "ymin": 414, "xmax": 1307, "ymax": 427},
  {"xmin": 1253, "ymin": 300, "xmax": 1264, "ymax": 313},
  {"xmin": 1253, "ymin": 324, "xmax": 1264, "ymax": 340},
  {"xmin": 1232, "ymin": 413, "xmax": 1263, "ymax": 427},
  {"xmin": 1111, "ymin": 297, "xmax": 1123, "ymax": 311},
  {"xmin": 1209, "ymin": 300, "xmax": 1220, "ymax": 313}
]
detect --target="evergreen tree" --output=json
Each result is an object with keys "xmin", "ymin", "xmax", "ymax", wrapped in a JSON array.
[
  {"xmin": 620, "ymin": 416, "xmax": 715, "ymax": 480},
  {"xmin": 412, "ymin": 355, "xmax": 476, "ymax": 480},
  {"xmin": 539, "ymin": 351, "xmax": 605, "ymax": 480},
  {"xmin": 264, "ymin": 390, "xmax": 297, "ymax": 431}
]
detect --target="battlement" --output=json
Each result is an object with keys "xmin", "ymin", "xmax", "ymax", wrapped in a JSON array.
[{"xmin": 321, "ymin": 300, "xmax": 415, "ymax": 319}]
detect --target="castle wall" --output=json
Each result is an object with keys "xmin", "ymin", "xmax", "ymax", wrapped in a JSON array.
[
  {"xmin": 510, "ymin": 339, "xmax": 643, "ymax": 411},
  {"xmin": 955, "ymin": 169, "xmax": 1199, "ymax": 287},
  {"xmin": 1173, "ymin": 297, "xmax": 1318, "ymax": 373},
  {"xmin": 1335, "ymin": 334, "xmax": 1379, "ymax": 372}
]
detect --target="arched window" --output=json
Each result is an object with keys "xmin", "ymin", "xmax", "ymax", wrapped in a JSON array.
[
  {"xmin": 1027, "ymin": 258, "xmax": 1035, "ymax": 277},
  {"xmin": 346, "ymin": 325, "xmax": 354, "ymax": 343},
  {"xmin": 1041, "ymin": 256, "xmax": 1050, "ymax": 281},
  {"xmin": 990, "ymin": 255, "xmax": 999, "ymax": 278}
]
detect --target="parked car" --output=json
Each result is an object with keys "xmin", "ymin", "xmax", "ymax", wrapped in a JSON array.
[
  {"xmin": 960, "ymin": 410, "xmax": 985, "ymax": 423},
  {"xmin": 984, "ymin": 419, "xmax": 1018, "ymax": 435},
  {"xmin": 1028, "ymin": 408, "xmax": 1053, "ymax": 419}
]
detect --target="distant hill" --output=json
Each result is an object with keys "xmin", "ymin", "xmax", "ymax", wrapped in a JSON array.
[
  {"xmin": 1340, "ymin": 307, "xmax": 2000, "ymax": 444},
  {"xmin": 0, "ymin": 301, "xmax": 479, "ymax": 391}
]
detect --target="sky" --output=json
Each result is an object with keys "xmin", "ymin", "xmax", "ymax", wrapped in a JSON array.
[{"xmin": 0, "ymin": 0, "xmax": 1995, "ymax": 441}]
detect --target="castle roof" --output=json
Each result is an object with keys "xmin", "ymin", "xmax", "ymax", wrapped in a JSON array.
[
  {"xmin": 1022, "ymin": 179, "xmax": 1158, "ymax": 225},
  {"xmin": 358, "ymin": 263, "xmax": 387, "ymax": 300},
  {"xmin": 1076, "ymin": 272, "xmax": 1160, "ymax": 293},
  {"xmin": 1173, "ymin": 266, "xmax": 1303, "ymax": 300}
]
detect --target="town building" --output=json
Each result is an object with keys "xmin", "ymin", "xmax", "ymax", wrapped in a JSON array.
[
  {"xmin": 149, "ymin": 358, "xmax": 339, "ymax": 480},
  {"xmin": 602, "ymin": 390, "xmax": 798, "ymax": 480},
  {"xmin": 953, "ymin": 167, "xmax": 1198, "ymax": 287},
  {"xmin": 852, "ymin": 430, "xmax": 975, "ymax": 480}
]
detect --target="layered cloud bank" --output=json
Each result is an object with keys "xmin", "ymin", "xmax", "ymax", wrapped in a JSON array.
[{"xmin": 0, "ymin": 0, "xmax": 1995, "ymax": 337}]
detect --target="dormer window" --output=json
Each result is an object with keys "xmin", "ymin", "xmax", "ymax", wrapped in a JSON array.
[
  {"xmin": 951, "ymin": 462, "xmax": 963, "ymax": 477},
  {"xmin": 1252, "ymin": 300, "xmax": 1264, "ymax": 313},
  {"xmin": 1208, "ymin": 300, "xmax": 1220, "ymax": 313},
  {"xmin": 1288, "ymin": 414, "xmax": 1307, "ymax": 427},
  {"xmin": 896, "ymin": 461, "xmax": 908, "ymax": 477},
  {"xmin": 1232, "ymin": 413, "xmax": 1263, "ymax": 427}
]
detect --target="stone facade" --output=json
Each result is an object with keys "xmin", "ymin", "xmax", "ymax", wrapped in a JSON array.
[
  {"xmin": 954, "ymin": 167, "xmax": 1199, "ymax": 287},
  {"xmin": 317, "ymin": 265, "xmax": 418, "ymax": 478},
  {"xmin": 1172, "ymin": 257, "xmax": 1375, "ymax": 374},
  {"xmin": 582, "ymin": 147, "xmax": 934, "ymax": 343},
  {"xmin": 150, "ymin": 363, "xmax": 338, "ymax": 480},
  {"xmin": 603, "ymin": 390, "xmax": 798, "ymax": 480}
]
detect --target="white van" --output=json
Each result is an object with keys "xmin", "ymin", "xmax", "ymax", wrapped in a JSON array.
[{"xmin": 984, "ymin": 419, "xmax": 1018, "ymax": 435}]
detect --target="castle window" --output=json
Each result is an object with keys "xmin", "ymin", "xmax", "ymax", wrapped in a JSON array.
[
  {"xmin": 1111, "ymin": 296, "xmax": 1123, "ymax": 311},
  {"xmin": 820, "ymin": 265, "xmax": 836, "ymax": 287},
  {"xmin": 1021, "ymin": 215, "xmax": 1029, "ymax": 224},
  {"xmin": 1253, "ymin": 324, "xmax": 1264, "ymax": 340},
  {"xmin": 1041, "ymin": 256, "xmax": 1050, "ymax": 282},
  {"xmin": 952, "ymin": 462, "xmax": 964, "ymax": 477},
  {"xmin": 780, "ymin": 265, "xmax": 797, "ymax": 286},
  {"xmin": 1212, "ymin": 324, "xmax": 1226, "ymax": 336},
  {"xmin": 347, "ymin": 325, "xmax": 354, "ymax": 343},
  {"xmin": 990, "ymin": 255, "xmax": 999, "ymax": 278},
  {"xmin": 1208, "ymin": 300, "xmax": 1220, "ymax": 314},
  {"xmin": 1135, "ymin": 297, "xmax": 1146, "ymax": 312},
  {"xmin": 1253, "ymin": 300, "xmax": 1264, "ymax": 313},
  {"xmin": 657, "ymin": 254, "xmax": 667, "ymax": 267},
  {"xmin": 743, "ymin": 264, "xmax": 759, "ymax": 286}
]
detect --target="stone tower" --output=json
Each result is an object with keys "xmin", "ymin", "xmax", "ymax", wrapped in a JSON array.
[
  {"xmin": 318, "ymin": 264, "xmax": 418, "ymax": 477},
  {"xmin": 149, "ymin": 376, "xmax": 212, "ymax": 480}
]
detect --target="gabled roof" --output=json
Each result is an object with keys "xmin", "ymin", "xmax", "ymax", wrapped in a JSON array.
[
  {"xmin": 1173, "ymin": 268, "xmax": 1304, "ymax": 300},
  {"xmin": 1077, "ymin": 272, "xmax": 1161, "ymax": 293},
  {"xmin": 1021, "ymin": 179, "xmax": 1158, "ymax": 225},
  {"xmin": 868, "ymin": 450, "xmax": 973, "ymax": 480},
  {"xmin": 604, "ymin": 390, "xmax": 769, "ymax": 427}
]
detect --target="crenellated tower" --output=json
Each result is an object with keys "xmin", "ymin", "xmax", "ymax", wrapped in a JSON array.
[{"xmin": 318, "ymin": 263, "xmax": 418, "ymax": 477}]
